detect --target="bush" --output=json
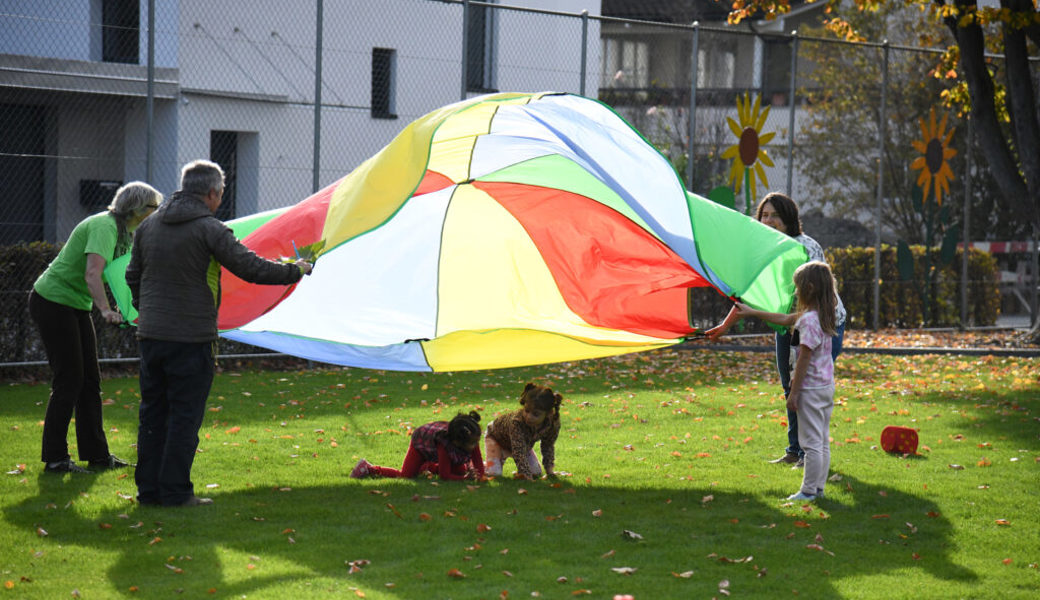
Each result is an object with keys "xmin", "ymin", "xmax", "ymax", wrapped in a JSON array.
[
  {"xmin": 0, "ymin": 242, "xmax": 59, "ymax": 363},
  {"xmin": 0, "ymin": 242, "xmax": 1004, "ymax": 366},
  {"xmin": 829, "ymin": 245, "xmax": 1000, "ymax": 329}
]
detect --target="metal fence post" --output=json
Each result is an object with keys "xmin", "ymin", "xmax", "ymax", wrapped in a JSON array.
[
  {"xmin": 312, "ymin": 0, "xmax": 324, "ymax": 193},
  {"xmin": 873, "ymin": 41, "xmax": 889, "ymax": 331},
  {"xmin": 460, "ymin": 0, "xmax": 470, "ymax": 101},
  {"xmin": 146, "ymin": 0, "xmax": 155, "ymax": 183},
  {"xmin": 785, "ymin": 30, "xmax": 798, "ymax": 196},
  {"xmin": 686, "ymin": 22, "xmax": 699, "ymax": 191},
  {"xmin": 579, "ymin": 10, "xmax": 588, "ymax": 97},
  {"xmin": 961, "ymin": 117, "xmax": 972, "ymax": 327},
  {"xmin": 1033, "ymin": 234, "xmax": 1039, "ymax": 327}
]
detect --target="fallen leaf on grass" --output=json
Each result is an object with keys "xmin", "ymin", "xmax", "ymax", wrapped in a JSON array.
[
  {"xmin": 611, "ymin": 567, "xmax": 637, "ymax": 575},
  {"xmin": 447, "ymin": 568, "xmax": 466, "ymax": 579},
  {"xmin": 718, "ymin": 556, "xmax": 753, "ymax": 563},
  {"xmin": 806, "ymin": 544, "xmax": 835, "ymax": 556},
  {"xmin": 477, "ymin": 523, "xmax": 491, "ymax": 533},
  {"xmin": 621, "ymin": 530, "xmax": 643, "ymax": 540},
  {"xmin": 948, "ymin": 464, "xmax": 964, "ymax": 470},
  {"xmin": 793, "ymin": 521, "xmax": 811, "ymax": 528},
  {"xmin": 672, "ymin": 571, "xmax": 694, "ymax": 578},
  {"xmin": 995, "ymin": 519, "xmax": 1011, "ymax": 526}
]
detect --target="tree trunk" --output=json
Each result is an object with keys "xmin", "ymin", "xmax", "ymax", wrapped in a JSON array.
[
  {"xmin": 945, "ymin": 1, "xmax": 1037, "ymax": 231},
  {"xmin": 1001, "ymin": 0, "xmax": 1040, "ymax": 229}
]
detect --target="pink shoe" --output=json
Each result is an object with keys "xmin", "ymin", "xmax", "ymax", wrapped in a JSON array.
[{"xmin": 350, "ymin": 458, "xmax": 372, "ymax": 478}]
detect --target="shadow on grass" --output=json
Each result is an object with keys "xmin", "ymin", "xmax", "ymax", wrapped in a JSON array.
[{"xmin": 4, "ymin": 469, "xmax": 977, "ymax": 598}]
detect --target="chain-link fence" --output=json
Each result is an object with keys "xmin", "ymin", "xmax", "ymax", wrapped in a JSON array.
[{"xmin": 1, "ymin": 0, "xmax": 1032, "ymax": 366}]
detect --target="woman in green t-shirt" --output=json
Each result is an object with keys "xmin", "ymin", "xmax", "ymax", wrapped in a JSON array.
[{"xmin": 29, "ymin": 181, "xmax": 162, "ymax": 474}]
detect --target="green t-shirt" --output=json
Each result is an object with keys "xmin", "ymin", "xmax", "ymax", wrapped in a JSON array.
[{"xmin": 33, "ymin": 212, "xmax": 119, "ymax": 311}]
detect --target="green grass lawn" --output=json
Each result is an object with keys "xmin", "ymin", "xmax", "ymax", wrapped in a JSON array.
[{"xmin": 1, "ymin": 349, "xmax": 1037, "ymax": 599}]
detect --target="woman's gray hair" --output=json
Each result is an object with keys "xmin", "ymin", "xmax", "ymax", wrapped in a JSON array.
[
  {"xmin": 180, "ymin": 159, "xmax": 225, "ymax": 196},
  {"xmin": 107, "ymin": 181, "xmax": 163, "ymax": 217}
]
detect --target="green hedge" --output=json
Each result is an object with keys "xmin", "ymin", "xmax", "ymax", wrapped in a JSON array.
[
  {"xmin": 829, "ymin": 245, "xmax": 1000, "ymax": 329},
  {"xmin": 0, "ymin": 242, "xmax": 273, "ymax": 365},
  {"xmin": 0, "ymin": 242, "xmax": 1005, "ymax": 365}
]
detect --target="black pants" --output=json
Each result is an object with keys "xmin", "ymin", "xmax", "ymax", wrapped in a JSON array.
[
  {"xmin": 136, "ymin": 339, "xmax": 215, "ymax": 505},
  {"xmin": 28, "ymin": 290, "xmax": 110, "ymax": 463}
]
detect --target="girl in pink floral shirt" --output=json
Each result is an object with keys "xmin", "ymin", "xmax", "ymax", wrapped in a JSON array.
[{"xmin": 736, "ymin": 261, "xmax": 838, "ymax": 501}]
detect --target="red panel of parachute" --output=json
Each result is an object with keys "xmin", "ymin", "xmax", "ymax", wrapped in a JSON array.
[
  {"xmin": 475, "ymin": 180, "xmax": 705, "ymax": 339},
  {"xmin": 218, "ymin": 185, "xmax": 335, "ymax": 330}
]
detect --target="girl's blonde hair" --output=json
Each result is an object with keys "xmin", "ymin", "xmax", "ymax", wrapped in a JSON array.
[{"xmin": 793, "ymin": 261, "xmax": 837, "ymax": 336}]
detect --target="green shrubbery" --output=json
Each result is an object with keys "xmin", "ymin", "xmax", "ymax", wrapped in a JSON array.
[
  {"xmin": 0, "ymin": 242, "xmax": 1003, "ymax": 364},
  {"xmin": 830, "ymin": 245, "xmax": 1000, "ymax": 328}
]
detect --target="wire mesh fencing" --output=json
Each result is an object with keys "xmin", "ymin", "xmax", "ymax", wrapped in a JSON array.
[{"xmin": 0, "ymin": 0, "xmax": 1025, "ymax": 367}]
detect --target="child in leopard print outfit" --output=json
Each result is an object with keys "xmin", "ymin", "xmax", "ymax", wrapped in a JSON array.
[{"xmin": 485, "ymin": 383, "xmax": 562, "ymax": 479}]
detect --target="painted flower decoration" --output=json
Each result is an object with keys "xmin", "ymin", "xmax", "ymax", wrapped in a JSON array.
[
  {"xmin": 722, "ymin": 92, "xmax": 775, "ymax": 207},
  {"xmin": 910, "ymin": 107, "xmax": 957, "ymax": 205}
]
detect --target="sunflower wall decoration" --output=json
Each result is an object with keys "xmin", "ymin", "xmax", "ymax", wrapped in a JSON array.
[
  {"xmin": 910, "ymin": 107, "xmax": 957, "ymax": 205},
  {"xmin": 722, "ymin": 92, "xmax": 775, "ymax": 215}
]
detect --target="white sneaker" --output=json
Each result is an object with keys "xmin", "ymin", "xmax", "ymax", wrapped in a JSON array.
[{"xmin": 787, "ymin": 491, "xmax": 816, "ymax": 501}]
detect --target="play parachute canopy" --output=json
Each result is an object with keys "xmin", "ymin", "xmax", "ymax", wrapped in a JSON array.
[{"xmin": 107, "ymin": 92, "xmax": 806, "ymax": 372}]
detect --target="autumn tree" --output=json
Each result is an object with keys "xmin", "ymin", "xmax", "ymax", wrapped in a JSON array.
[{"xmin": 729, "ymin": 0, "xmax": 1040, "ymax": 329}]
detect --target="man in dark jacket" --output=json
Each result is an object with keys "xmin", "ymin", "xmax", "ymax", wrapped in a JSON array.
[{"xmin": 126, "ymin": 159, "xmax": 312, "ymax": 507}]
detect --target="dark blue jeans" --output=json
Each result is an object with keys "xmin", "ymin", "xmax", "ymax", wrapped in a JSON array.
[
  {"xmin": 775, "ymin": 320, "xmax": 845, "ymax": 457},
  {"xmin": 136, "ymin": 339, "xmax": 215, "ymax": 506}
]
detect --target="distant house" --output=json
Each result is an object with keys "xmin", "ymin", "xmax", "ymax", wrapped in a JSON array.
[
  {"xmin": 0, "ymin": 0, "xmax": 601, "ymax": 244},
  {"xmin": 599, "ymin": 0, "xmax": 827, "ymax": 106},
  {"xmin": 598, "ymin": 0, "xmax": 829, "ymax": 203}
]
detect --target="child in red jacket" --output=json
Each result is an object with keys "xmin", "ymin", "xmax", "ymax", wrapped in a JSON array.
[{"xmin": 350, "ymin": 411, "xmax": 484, "ymax": 481}]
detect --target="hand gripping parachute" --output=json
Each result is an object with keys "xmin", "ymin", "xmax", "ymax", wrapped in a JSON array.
[{"xmin": 107, "ymin": 92, "xmax": 806, "ymax": 372}]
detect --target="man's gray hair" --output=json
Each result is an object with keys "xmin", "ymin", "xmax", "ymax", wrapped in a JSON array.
[{"xmin": 180, "ymin": 159, "xmax": 225, "ymax": 196}]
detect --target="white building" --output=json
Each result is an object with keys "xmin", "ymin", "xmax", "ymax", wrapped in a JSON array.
[{"xmin": 0, "ymin": 0, "xmax": 602, "ymax": 243}]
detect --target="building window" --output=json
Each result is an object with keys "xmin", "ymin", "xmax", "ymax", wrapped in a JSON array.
[
  {"xmin": 466, "ymin": 1, "xmax": 496, "ymax": 92},
  {"xmin": 371, "ymin": 48, "xmax": 397, "ymax": 119},
  {"xmin": 697, "ymin": 47, "xmax": 735, "ymax": 89},
  {"xmin": 101, "ymin": 0, "xmax": 139, "ymax": 64},
  {"xmin": 210, "ymin": 131, "xmax": 238, "ymax": 221},
  {"xmin": 601, "ymin": 38, "xmax": 648, "ymax": 88}
]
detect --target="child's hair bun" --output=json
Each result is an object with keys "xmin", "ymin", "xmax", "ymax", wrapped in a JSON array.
[{"xmin": 447, "ymin": 410, "xmax": 482, "ymax": 442}]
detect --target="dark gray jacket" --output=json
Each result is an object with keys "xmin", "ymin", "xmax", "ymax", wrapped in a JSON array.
[{"xmin": 126, "ymin": 191, "xmax": 303, "ymax": 343}]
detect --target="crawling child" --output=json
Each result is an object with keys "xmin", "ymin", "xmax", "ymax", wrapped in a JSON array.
[{"xmin": 485, "ymin": 383, "xmax": 561, "ymax": 479}]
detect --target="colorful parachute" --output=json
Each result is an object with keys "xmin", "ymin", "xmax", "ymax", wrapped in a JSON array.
[{"xmin": 107, "ymin": 92, "xmax": 807, "ymax": 372}]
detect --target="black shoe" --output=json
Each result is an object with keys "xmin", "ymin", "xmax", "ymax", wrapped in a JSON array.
[
  {"xmin": 88, "ymin": 454, "xmax": 133, "ymax": 469},
  {"xmin": 44, "ymin": 459, "xmax": 92, "ymax": 474},
  {"xmin": 769, "ymin": 452, "xmax": 800, "ymax": 464}
]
